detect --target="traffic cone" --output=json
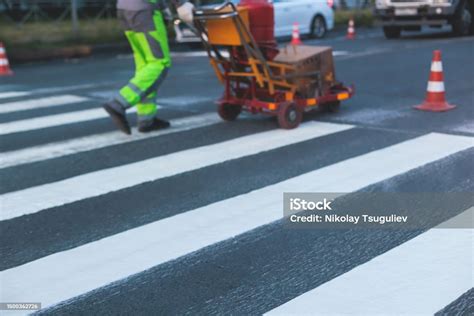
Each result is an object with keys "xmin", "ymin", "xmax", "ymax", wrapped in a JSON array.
[
  {"xmin": 0, "ymin": 42, "xmax": 13, "ymax": 76},
  {"xmin": 291, "ymin": 23, "xmax": 302, "ymax": 46},
  {"xmin": 346, "ymin": 18, "xmax": 355, "ymax": 40},
  {"xmin": 414, "ymin": 50, "xmax": 456, "ymax": 112}
]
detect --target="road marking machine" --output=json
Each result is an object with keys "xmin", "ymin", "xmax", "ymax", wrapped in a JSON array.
[{"xmin": 193, "ymin": 1, "xmax": 354, "ymax": 129}]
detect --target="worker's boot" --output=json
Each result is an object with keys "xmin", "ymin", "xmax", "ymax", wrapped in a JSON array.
[
  {"xmin": 103, "ymin": 100, "xmax": 131, "ymax": 135},
  {"xmin": 138, "ymin": 117, "xmax": 170, "ymax": 133}
]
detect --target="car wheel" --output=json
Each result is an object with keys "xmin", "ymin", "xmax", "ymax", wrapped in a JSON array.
[
  {"xmin": 452, "ymin": 1, "xmax": 472, "ymax": 36},
  {"xmin": 310, "ymin": 15, "xmax": 327, "ymax": 39},
  {"xmin": 383, "ymin": 26, "xmax": 401, "ymax": 39}
]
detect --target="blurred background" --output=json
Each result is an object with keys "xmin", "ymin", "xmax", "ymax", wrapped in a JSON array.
[{"xmin": 0, "ymin": 0, "xmax": 374, "ymax": 63}]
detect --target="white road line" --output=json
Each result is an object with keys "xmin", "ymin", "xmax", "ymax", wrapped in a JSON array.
[
  {"xmin": 159, "ymin": 96, "xmax": 214, "ymax": 107},
  {"xmin": 0, "ymin": 121, "xmax": 353, "ymax": 221},
  {"xmin": 0, "ymin": 133, "xmax": 472, "ymax": 310},
  {"xmin": 0, "ymin": 91, "xmax": 31, "ymax": 99},
  {"xmin": 337, "ymin": 48, "xmax": 392, "ymax": 61},
  {"xmin": 332, "ymin": 50, "xmax": 348, "ymax": 56},
  {"xmin": 0, "ymin": 95, "xmax": 89, "ymax": 114},
  {"xmin": 336, "ymin": 108, "xmax": 408, "ymax": 124},
  {"xmin": 450, "ymin": 120, "xmax": 474, "ymax": 134},
  {"xmin": 267, "ymin": 208, "xmax": 474, "ymax": 316},
  {"xmin": 0, "ymin": 106, "xmax": 140, "ymax": 136},
  {"xmin": 32, "ymin": 82, "xmax": 120, "ymax": 95},
  {"xmin": 0, "ymin": 113, "xmax": 222, "ymax": 169},
  {"xmin": 171, "ymin": 51, "xmax": 209, "ymax": 57}
]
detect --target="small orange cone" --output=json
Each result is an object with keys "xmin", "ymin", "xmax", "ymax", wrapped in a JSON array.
[
  {"xmin": 346, "ymin": 18, "xmax": 355, "ymax": 40},
  {"xmin": 414, "ymin": 50, "xmax": 456, "ymax": 112},
  {"xmin": 0, "ymin": 43, "xmax": 13, "ymax": 76},
  {"xmin": 291, "ymin": 23, "xmax": 302, "ymax": 46}
]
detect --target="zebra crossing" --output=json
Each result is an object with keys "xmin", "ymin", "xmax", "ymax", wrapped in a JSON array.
[
  {"xmin": 267, "ymin": 210, "xmax": 473, "ymax": 315},
  {"xmin": 0, "ymin": 90, "xmax": 472, "ymax": 315}
]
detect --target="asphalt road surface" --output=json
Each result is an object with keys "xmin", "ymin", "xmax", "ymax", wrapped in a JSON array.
[{"xmin": 0, "ymin": 27, "xmax": 473, "ymax": 315}]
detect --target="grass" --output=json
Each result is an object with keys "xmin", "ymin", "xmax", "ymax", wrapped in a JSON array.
[
  {"xmin": 334, "ymin": 9, "xmax": 375, "ymax": 27},
  {"xmin": 0, "ymin": 19, "xmax": 126, "ymax": 52}
]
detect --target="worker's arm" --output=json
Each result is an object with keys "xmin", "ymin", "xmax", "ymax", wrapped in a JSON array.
[{"xmin": 145, "ymin": 0, "xmax": 194, "ymax": 23}]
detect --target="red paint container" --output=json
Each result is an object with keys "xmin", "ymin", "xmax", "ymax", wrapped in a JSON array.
[
  {"xmin": 238, "ymin": 0, "xmax": 278, "ymax": 59},
  {"xmin": 238, "ymin": 0, "xmax": 275, "ymax": 45}
]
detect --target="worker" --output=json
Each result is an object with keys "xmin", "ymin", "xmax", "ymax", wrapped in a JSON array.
[{"xmin": 103, "ymin": 0, "xmax": 194, "ymax": 134}]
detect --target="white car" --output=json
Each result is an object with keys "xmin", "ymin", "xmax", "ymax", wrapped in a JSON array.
[
  {"xmin": 271, "ymin": 0, "xmax": 335, "ymax": 38},
  {"xmin": 175, "ymin": 0, "xmax": 335, "ymax": 42}
]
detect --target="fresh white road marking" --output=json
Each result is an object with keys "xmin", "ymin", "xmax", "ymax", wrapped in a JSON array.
[
  {"xmin": 0, "ymin": 95, "xmax": 89, "ymax": 114},
  {"xmin": 332, "ymin": 50, "xmax": 348, "ymax": 56},
  {"xmin": 32, "ymin": 82, "xmax": 120, "ymax": 95},
  {"xmin": 267, "ymin": 208, "xmax": 474, "ymax": 316},
  {"xmin": 334, "ymin": 108, "xmax": 408, "ymax": 124},
  {"xmin": 0, "ymin": 91, "xmax": 31, "ymax": 99},
  {"xmin": 0, "ymin": 113, "xmax": 222, "ymax": 169},
  {"xmin": 0, "ymin": 133, "xmax": 472, "ymax": 310},
  {"xmin": 0, "ymin": 106, "xmax": 143, "ymax": 136},
  {"xmin": 159, "ymin": 96, "xmax": 214, "ymax": 107},
  {"xmin": 450, "ymin": 120, "xmax": 474, "ymax": 134},
  {"xmin": 0, "ymin": 121, "xmax": 353, "ymax": 221}
]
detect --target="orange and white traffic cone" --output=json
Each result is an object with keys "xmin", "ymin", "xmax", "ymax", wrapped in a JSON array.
[
  {"xmin": 414, "ymin": 50, "xmax": 455, "ymax": 112},
  {"xmin": 291, "ymin": 23, "xmax": 302, "ymax": 46},
  {"xmin": 0, "ymin": 42, "xmax": 13, "ymax": 76},
  {"xmin": 346, "ymin": 18, "xmax": 355, "ymax": 40}
]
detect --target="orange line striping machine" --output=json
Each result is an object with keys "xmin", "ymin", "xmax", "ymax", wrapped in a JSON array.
[{"xmin": 193, "ymin": 0, "xmax": 354, "ymax": 129}]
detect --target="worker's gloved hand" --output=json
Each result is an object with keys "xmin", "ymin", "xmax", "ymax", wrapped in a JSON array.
[{"xmin": 177, "ymin": 2, "xmax": 195, "ymax": 25}]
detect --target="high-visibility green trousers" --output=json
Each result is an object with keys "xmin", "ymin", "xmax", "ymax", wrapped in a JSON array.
[{"xmin": 117, "ymin": 10, "xmax": 171, "ymax": 121}]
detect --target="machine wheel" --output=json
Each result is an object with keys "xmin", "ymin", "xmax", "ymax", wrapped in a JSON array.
[
  {"xmin": 452, "ymin": 1, "xmax": 472, "ymax": 36},
  {"xmin": 383, "ymin": 26, "xmax": 401, "ymax": 39},
  {"xmin": 320, "ymin": 101, "xmax": 341, "ymax": 113},
  {"xmin": 278, "ymin": 102, "xmax": 302, "ymax": 129},
  {"xmin": 310, "ymin": 15, "xmax": 327, "ymax": 39},
  {"xmin": 218, "ymin": 103, "xmax": 242, "ymax": 121}
]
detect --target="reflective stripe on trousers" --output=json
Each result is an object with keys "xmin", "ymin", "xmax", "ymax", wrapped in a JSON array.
[{"xmin": 116, "ymin": 10, "xmax": 171, "ymax": 119}]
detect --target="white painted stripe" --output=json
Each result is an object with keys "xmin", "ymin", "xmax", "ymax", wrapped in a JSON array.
[
  {"xmin": 0, "ymin": 95, "xmax": 89, "ymax": 114},
  {"xmin": 431, "ymin": 61, "xmax": 443, "ymax": 72},
  {"xmin": 450, "ymin": 120, "xmax": 474, "ymax": 134},
  {"xmin": 0, "ymin": 47, "xmax": 5, "ymax": 54},
  {"xmin": 0, "ymin": 133, "xmax": 471, "ymax": 310},
  {"xmin": 0, "ymin": 107, "xmax": 140, "ymax": 136},
  {"xmin": 0, "ymin": 91, "xmax": 30, "ymax": 99},
  {"xmin": 0, "ymin": 121, "xmax": 353, "ymax": 221},
  {"xmin": 0, "ymin": 112, "xmax": 222, "ymax": 169},
  {"xmin": 332, "ymin": 50, "xmax": 348, "ymax": 57},
  {"xmin": 33, "ymin": 82, "xmax": 119, "ymax": 95},
  {"xmin": 159, "ymin": 95, "xmax": 214, "ymax": 107},
  {"xmin": 171, "ymin": 51, "xmax": 208, "ymax": 57},
  {"xmin": 267, "ymin": 209, "xmax": 473, "ymax": 316},
  {"xmin": 427, "ymin": 81, "xmax": 445, "ymax": 93},
  {"xmin": 171, "ymin": 50, "xmax": 230, "ymax": 58},
  {"xmin": 0, "ymin": 59, "xmax": 8, "ymax": 66}
]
